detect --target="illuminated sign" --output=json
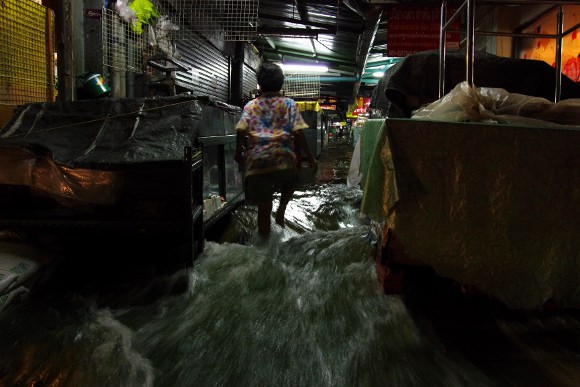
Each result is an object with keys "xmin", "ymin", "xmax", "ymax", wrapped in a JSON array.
[{"xmin": 387, "ymin": 4, "xmax": 460, "ymax": 57}]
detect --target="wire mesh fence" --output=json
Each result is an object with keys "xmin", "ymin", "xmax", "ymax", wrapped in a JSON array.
[
  {"xmin": 103, "ymin": 0, "xmax": 259, "ymax": 75},
  {"xmin": 164, "ymin": 0, "xmax": 258, "ymax": 42},
  {"xmin": 284, "ymin": 74, "xmax": 320, "ymax": 99},
  {"xmin": 102, "ymin": 8, "xmax": 149, "ymax": 74},
  {"xmin": 0, "ymin": 0, "xmax": 55, "ymax": 105}
]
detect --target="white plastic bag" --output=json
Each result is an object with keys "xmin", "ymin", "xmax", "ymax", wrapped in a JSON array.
[
  {"xmin": 115, "ymin": 0, "xmax": 136, "ymax": 24},
  {"xmin": 411, "ymin": 81, "xmax": 554, "ymax": 124},
  {"xmin": 155, "ymin": 15, "xmax": 181, "ymax": 59},
  {"xmin": 411, "ymin": 82, "xmax": 484, "ymax": 122}
]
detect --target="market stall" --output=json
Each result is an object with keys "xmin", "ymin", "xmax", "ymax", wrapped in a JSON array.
[
  {"xmin": 0, "ymin": 95, "xmax": 243, "ymax": 263},
  {"xmin": 361, "ymin": 84, "xmax": 580, "ymax": 309}
]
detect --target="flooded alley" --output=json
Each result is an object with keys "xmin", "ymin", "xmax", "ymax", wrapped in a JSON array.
[{"xmin": 0, "ymin": 139, "xmax": 579, "ymax": 387}]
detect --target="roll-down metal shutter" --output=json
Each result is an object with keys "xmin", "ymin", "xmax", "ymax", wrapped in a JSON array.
[{"xmin": 175, "ymin": 36, "xmax": 230, "ymax": 102}]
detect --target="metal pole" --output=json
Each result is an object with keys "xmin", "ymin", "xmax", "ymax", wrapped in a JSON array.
[
  {"xmin": 439, "ymin": 0, "xmax": 448, "ymax": 98},
  {"xmin": 555, "ymin": 6, "xmax": 563, "ymax": 102},
  {"xmin": 443, "ymin": 1, "xmax": 466, "ymax": 30},
  {"xmin": 466, "ymin": 0, "xmax": 475, "ymax": 86},
  {"xmin": 46, "ymin": 10, "xmax": 55, "ymax": 102},
  {"xmin": 56, "ymin": 0, "xmax": 74, "ymax": 101}
]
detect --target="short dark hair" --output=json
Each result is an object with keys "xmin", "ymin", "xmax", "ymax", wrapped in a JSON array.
[{"xmin": 257, "ymin": 63, "xmax": 284, "ymax": 92}]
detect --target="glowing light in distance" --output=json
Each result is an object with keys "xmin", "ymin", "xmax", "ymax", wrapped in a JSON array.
[{"xmin": 280, "ymin": 64, "xmax": 329, "ymax": 73}]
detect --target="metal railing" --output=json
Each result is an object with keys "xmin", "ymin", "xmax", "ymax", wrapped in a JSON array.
[{"xmin": 438, "ymin": 0, "xmax": 580, "ymax": 102}]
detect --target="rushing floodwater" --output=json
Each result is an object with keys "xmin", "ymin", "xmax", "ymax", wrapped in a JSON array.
[
  {"xmin": 1, "ymin": 141, "xmax": 579, "ymax": 386},
  {"xmin": 0, "ymin": 181, "xmax": 497, "ymax": 387}
]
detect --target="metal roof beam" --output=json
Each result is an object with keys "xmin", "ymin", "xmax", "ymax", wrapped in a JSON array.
[
  {"xmin": 263, "ymin": 48, "xmax": 356, "ymax": 67},
  {"xmin": 351, "ymin": 6, "xmax": 383, "ymax": 103},
  {"xmin": 258, "ymin": 14, "xmax": 362, "ymax": 34},
  {"xmin": 257, "ymin": 27, "xmax": 325, "ymax": 37},
  {"xmin": 294, "ymin": 0, "xmax": 309, "ymax": 21}
]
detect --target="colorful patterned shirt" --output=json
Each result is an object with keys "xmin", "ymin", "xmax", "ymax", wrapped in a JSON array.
[{"xmin": 235, "ymin": 94, "xmax": 308, "ymax": 176}]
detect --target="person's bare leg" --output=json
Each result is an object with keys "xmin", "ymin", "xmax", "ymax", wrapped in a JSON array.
[
  {"xmin": 258, "ymin": 201, "xmax": 273, "ymax": 238},
  {"xmin": 275, "ymin": 187, "xmax": 294, "ymax": 227}
]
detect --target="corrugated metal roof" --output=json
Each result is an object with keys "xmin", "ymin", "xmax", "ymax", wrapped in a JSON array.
[{"xmin": 254, "ymin": 0, "xmax": 385, "ymax": 104}]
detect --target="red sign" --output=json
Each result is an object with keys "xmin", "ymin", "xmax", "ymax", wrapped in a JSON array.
[{"xmin": 387, "ymin": 4, "xmax": 460, "ymax": 57}]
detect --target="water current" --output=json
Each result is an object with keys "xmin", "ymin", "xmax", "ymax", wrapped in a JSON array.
[{"xmin": 0, "ymin": 141, "xmax": 579, "ymax": 386}]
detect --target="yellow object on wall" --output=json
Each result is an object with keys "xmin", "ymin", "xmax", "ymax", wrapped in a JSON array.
[
  {"xmin": 0, "ymin": 0, "xmax": 55, "ymax": 106},
  {"xmin": 295, "ymin": 101, "xmax": 321, "ymax": 112}
]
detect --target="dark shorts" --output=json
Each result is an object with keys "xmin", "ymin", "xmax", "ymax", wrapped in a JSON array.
[{"xmin": 244, "ymin": 168, "xmax": 297, "ymax": 205}]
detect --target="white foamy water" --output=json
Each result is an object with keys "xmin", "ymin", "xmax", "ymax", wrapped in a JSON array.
[{"xmin": 0, "ymin": 226, "xmax": 494, "ymax": 386}]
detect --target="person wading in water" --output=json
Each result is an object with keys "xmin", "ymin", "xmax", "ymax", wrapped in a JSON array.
[{"xmin": 234, "ymin": 62, "xmax": 318, "ymax": 239}]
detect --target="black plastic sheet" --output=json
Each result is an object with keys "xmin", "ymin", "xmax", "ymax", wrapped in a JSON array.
[
  {"xmin": 371, "ymin": 50, "xmax": 580, "ymax": 118},
  {"xmin": 0, "ymin": 96, "xmax": 241, "ymax": 206}
]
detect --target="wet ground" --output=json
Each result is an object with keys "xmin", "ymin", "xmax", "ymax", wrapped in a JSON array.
[
  {"xmin": 0, "ymin": 136, "xmax": 579, "ymax": 386},
  {"xmin": 313, "ymin": 138, "xmax": 354, "ymax": 185}
]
